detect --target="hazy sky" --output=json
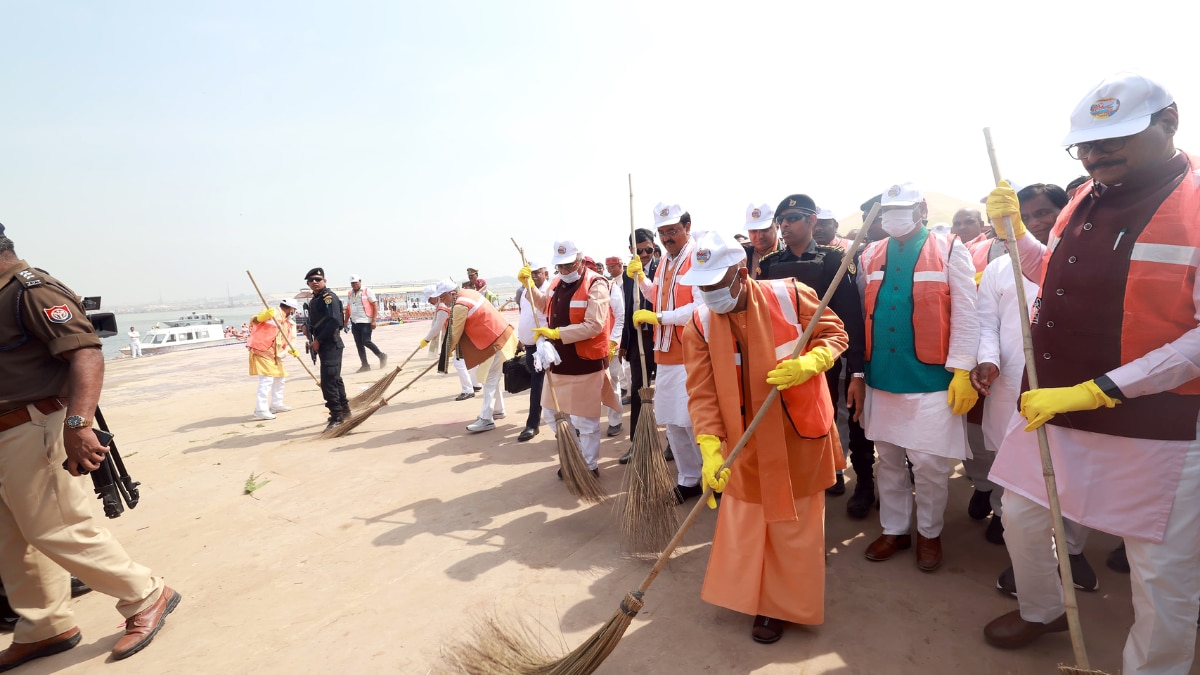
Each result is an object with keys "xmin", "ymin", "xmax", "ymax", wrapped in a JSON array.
[{"xmin": 2, "ymin": 1, "xmax": 1194, "ymax": 305}]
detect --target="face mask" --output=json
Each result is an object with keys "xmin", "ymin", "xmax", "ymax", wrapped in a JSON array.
[
  {"xmin": 881, "ymin": 210, "xmax": 918, "ymax": 238},
  {"xmin": 700, "ymin": 278, "xmax": 741, "ymax": 314},
  {"xmin": 560, "ymin": 270, "xmax": 581, "ymax": 283}
]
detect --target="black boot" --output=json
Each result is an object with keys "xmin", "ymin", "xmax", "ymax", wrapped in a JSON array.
[{"xmin": 847, "ymin": 475, "xmax": 874, "ymax": 519}]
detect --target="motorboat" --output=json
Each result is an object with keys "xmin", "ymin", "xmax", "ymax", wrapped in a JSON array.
[{"xmin": 120, "ymin": 313, "xmax": 242, "ymax": 356}]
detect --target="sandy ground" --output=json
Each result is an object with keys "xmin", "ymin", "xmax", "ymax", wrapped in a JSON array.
[{"xmin": 6, "ymin": 317, "xmax": 1192, "ymax": 675}]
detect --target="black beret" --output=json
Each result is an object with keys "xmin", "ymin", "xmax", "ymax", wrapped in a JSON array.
[
  {"xmin": 304, "ymin": 267, "xmax": 325, "ymax": 280},
  {"xmin": 860, "ymin": 194, "xmax": 883, "ymax": 215},
  {"xmin": 775, "ymin": 194, "xmax": 817, "ymax": 216}
]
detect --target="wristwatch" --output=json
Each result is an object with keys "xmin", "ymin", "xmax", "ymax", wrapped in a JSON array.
[
  {"xmin": 65, "ymin": 415, "xmax": 93, "ymax": 429},
  {"xmin": 851, "ymin": 372, "xmax": 865, "ymax": 380},
  {"xmin": 656, "ymin": 312, "xmax": 664, "ymax": 325}
]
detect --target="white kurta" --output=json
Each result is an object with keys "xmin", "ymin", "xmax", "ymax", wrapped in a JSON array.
[{"xmin": 975, "ymin": 254, "xmax": 1038, "ymax": 452}]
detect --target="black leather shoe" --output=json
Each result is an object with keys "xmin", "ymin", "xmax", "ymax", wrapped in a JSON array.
[
  {"xmin": 473, "ymin": 385, "xmax": 483, "ymax": 392},
  {"xmin": 70, "ymin": 577, "xmax": 92, "ymax": 598},
  {"xmin": 356, "ymin": 365, "xmax": 371, "ymax": 373},
  {"xmin": 985, "ymin": 515, "xmax": 1005, "ymax": 545},
  {"xmin": 517, "ymin": 427, "xmax": 538, "ymax": 442},
  {"xmin": 664, "ymin": 445, "xmax": 674, "ymax": 462},
  {"xmin": 826, "ymin": 473, "xmax": 846, "ymax": 496},
  {"xmin": 846, "ymin": 478, "xmax": 874, "ymax": 519},
  {"xmin": 968, "ymin": 489, "xmax": 993, "ymax": 520},
  {"xmin": 673, "ymin": 483, "xmax": 703, "ymax": 504},
  {"xmin": 618, "ymin": 447, "xmax": 633, "ymax": 464},
  {"xmin": 1107, "ymin": 542, "xmax": 1130, "ymax": 573}
]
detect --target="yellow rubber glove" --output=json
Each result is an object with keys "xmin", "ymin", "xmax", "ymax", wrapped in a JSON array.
[
  {"xmin": 985, "ymin": 180, "xmax": 1028, "ymax": 241},
  {"xmin": 765, "ymin": 346, "xmax": 834, "ymax": 390},
  {"xmin": 974, "ymin": 270, "xmax": 985, "ymax": 285},
  {"xmin": 255, "ymin": 308, "xmax": 276, "ymax": 323},
  {"xmin": 517, "ymin": 264, "xmax": 533, "ymax": 289},
  {"xmin": 947, "ymin": 369, "xmax": 980, "ymax": 415},
  {"xmin": 1019, "ymin": 380, "xmax": 1120, "ymax": 431},
  {"xmin": 697, "ymin": 434, "xmax": 729, "ymax": 510},
  {"xmin": 532, "ymin": 326, "xmax": 561, "ymax": 341},
  {"xmin": 632, "ymin": 309, "xmax": 658, "ymax": 327},
  {"xmin": 288, "ymin": 348, "xmax": 299, "ymax": 358},
  {"xmin": 419, "ymin": 339, "xmax": 429, "ymax": 349},
  {"xmin": 626, "ymin": 258, "xmax": 644, "ymax": 281},
  {"xmin": 609, "ymin": 340, "xmax": 618, "ymax": 357}
]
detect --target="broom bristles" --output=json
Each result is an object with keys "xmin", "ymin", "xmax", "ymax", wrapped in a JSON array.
[
  {"xmin": 319, "ymin": 400, "xmax": 384, "ymax": 439},
  {"xmin": 441, "ymin": 592, "xmax": 644, "ymax": 675},
  {"xmin": 615, "ymin": 394, "xmax": 678, "ymax": 553},
  {"xmin": 1058, "ymin": 667, "xmax": 1111, "ymax": 675},
  {"xmin": 556, "ymin": 417, "xmax": 606, "ymax": 504},
  {"xmin": 348, "ymin": 366, "xmax": 401, "ymax": 408}
]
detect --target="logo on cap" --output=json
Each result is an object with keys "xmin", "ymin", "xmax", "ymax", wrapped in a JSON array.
[
  {"xmin": 696, "ymin": 249, "xmax": 711, "ymax": 264},
  {"xmin": 1090, "ymin": 97, "xmax": 1121, "ymax": 119},
  {"xmin": 659, "ymin": 207, "xmax": 669, "ymax": 217},
  {"xmin": 557, "ymin": 245, "xmax": 566, "ymax": 255},
  {"xmin": 751, "ymin": 208, "xmax": 760, "ymax": 219},
  {"xmin": 788, "ymin": 199, "xmax": 796, "ymax": 207},
  {"xmin": 887, "ymin": 185, "xmax": 901, "ymax": 198}
]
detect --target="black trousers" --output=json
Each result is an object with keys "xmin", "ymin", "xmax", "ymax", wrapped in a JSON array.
[
  {"xmin": 524, "ymin": 348, "xmax": 545, "ymax": 430},
  {"xmin": 318, "ymin": 341, "xmax": 350, "ymax": 416},
  {"xmin": 825, "ymin": 357, "xmax": 876, "ymax": 479},
  {"xmin": 626, "ymin": 326, "xmax": 657, "ymax": 441},
  {"xmin": 351, "ymin": 322, "xmax": 384, "ymax": 365}
]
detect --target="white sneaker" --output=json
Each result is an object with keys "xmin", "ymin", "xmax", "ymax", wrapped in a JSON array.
[
  {"xmin": 270, "ymin": 405, "xmax": 292, "ymax": 413},
  {"xmin": 493, "ymin": 412, "xmax": 506, "ymax": 420},
  {"xmin": 252, "ymin": 410, "xmax": 276, "ymax": 420},
  {"xmin": 466, "ymin": 417, "xmax": 496, "ymax": 433}
]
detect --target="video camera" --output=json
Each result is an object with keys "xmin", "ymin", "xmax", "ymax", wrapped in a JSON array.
[{"xmin": 81, "ymin": 296, "xmax": 117, "ymax": 338}]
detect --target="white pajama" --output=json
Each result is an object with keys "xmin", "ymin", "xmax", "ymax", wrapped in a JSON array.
[
  {"xmin": 453, "ymin": 358, "xmax": 478, "ymax": 394},
  {"xmin": 541, "ymin": 407, "xmax": 601, "ymax": 470},
  {"xmin": 655, "ymin": 363, "xmax": 702, "ymax": 487},
  {"xmin": 875, "ymin": 440, "xmax": 954, "ymax": 538},
  {"xmin": 606, "ymin": 356, "xmax": 623, "ymax": 428},
  {"xmin": 475, "ymin": 354, "xmax": 506, "ymax": 422},
  {"xmin": 255, "ymin": 376, "xmax": 285, "ymax": 414}
]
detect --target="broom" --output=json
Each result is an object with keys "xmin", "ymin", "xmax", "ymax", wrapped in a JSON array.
[
  {"xmin": 442, "ymin": 207, "xmax": 880, "ymax": 674},
  {"xmin": 983, "ymin": 129, "xmax": 1105, "ymax": 675},
  {"xmin": 320, "ymin": 362, "xmax": 437, "ymax": 439},
  {"xmin": 348, "ymin": 345, "xmax": 422, "ymax": 408},
  {"xmin": 512, "ymin": 239, "xmax": 606, "ymax": 504},
  {"xmin": 615, "ymin": 173, "xmax": 678, "ymax": 553},
  {"xmin": 246, "ymin": 270, "xmax": 321, "ymax": 386}
]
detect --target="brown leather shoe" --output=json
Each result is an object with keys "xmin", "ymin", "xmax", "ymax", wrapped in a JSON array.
[
  {"xmin": 916, "ymin": 534, "xmax": 943, "ymax": 572},
  {"xmin": 864, "ymin": 533, "xmax": 912, "ymax": 561},
  {"xmin": 984, "ymin": 610, "xmax": 1068, "ymax": 649},
  {"xmin": 111, "ymin": 587, "xmax": 181, "ymax": 661},
  {"xmin": 0, "ymin": 626, "xmax": 81, "ymax": 672}
]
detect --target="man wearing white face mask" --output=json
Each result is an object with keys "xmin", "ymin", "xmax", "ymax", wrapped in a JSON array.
[
  {"xmin": 857, "ymin": 182, "xmax": 980, "ymax": 573},
  {"xmin": 680, "ymin": 230, "xmax": 848, "ymax": 644}
]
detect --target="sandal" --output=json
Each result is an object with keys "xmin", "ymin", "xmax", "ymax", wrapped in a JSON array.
[{"xmin": 751, "ymin": 615, "xmax": 785, "ymax": 644}]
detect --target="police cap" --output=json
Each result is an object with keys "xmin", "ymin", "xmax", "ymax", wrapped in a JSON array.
[{"xmin": 304, "ymin": 267, "xmax": 325, "ymax": 280}]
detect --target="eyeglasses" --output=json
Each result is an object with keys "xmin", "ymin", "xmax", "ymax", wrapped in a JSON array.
[
  {"xmin": 658, "ymin": 225, "xmax": 685, "ymax": 238},
  {"xmin": 306, "ymin": 277, "xmax": 323, "ymax": 283},
  {"xmin": 636, "ymin": 246, "xmax": 655, "ymax": 254},
  {"xmin": 1065, "ymin": 137, "xmax": 1127, "ymax": 160},
  {"xmin": 775, "ymin": 213, "xmax": 812, "ymax": 225}
]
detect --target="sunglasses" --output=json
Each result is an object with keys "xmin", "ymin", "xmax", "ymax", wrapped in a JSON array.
[
  {"xmin": 636, "ymin": 247, "xmax": 655, "ymax": 254},
  {"xmin": 306, "ymin": 277, "xmax": 323, "ymax": 283},
  {"xmin": 775, "ymin": 213, "xmax": 813, "ymax": 225}
]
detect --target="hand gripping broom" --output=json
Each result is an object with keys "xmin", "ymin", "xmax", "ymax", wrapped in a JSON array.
[
  {"xmin": 348, "ymin": 345, "xmax": 423, "ymax": 409},
  {"xmin": 441, "ymin": 207, "xmax": 879, "ymax": 675},
  {"xmin": 512, "ymin": 239, "xmax": 606, "ymax": 504},
  {"xmin": 983, "ymin": 128, "xmax": 1105, "ymax": 675},
  {"xmin": 320, "ymin": 362, "xmax": 437, "ymax": 439},
  {"xmin": 246, "ymin": 270, "xmax": 321, "ymax": 387},
  {"xmin": 615, "ymin": 174, "xmax": 678, "ymax": 553}
]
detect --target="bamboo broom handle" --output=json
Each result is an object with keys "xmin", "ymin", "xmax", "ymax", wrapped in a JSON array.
[
  {"xmin": 246, "ymin": 270, "xmax": 321, "ymax": 386},
  {"xmin": 628, "ymin": 173, "xmax": 651, "ymax": 387},
  {"xmin": 635, "ymin": 203, "xmax": 879, "ymax": 594},
  {"xmin": 984, "ymin": 127, "xmax": 1089, "ymax": 670},
  {"xmin": 511, "ymin": 239, "xmax": 566, "ymax": 413}
]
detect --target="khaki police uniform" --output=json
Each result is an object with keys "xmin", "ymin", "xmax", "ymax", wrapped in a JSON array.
[{"xmin": 0, "ymin": 260, "xmax": 163, "ymax": 644}]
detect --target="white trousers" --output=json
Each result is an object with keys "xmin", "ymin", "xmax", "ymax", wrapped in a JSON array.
[
  {"xmin": 128, "ymin": 341, "xmax": 142, "ymax": 358},
  {"xmin": 476, "ymin": 355, "xmax": 506, "ymax": 422},
  {"xmin": 255, "ymin": 376, "xmax": 285, "ymax": 413},
  {"xmin": 963, "ymin": 422, "xmax": 1003, "ymax": 516},
  {"xmin": 453, "ymin": 358, "xmax": 478, "ymax": 394},
  {"xmin": 606, "ymin": 356, "xmax": 623, "ymax": 428},
  {"xmin": 876, "ymin": 441, "xmax": 953, "ymax": 538},
  {"xmin": 1005, "ymin": 439, "xmax": 1200, "ymax": 675},
  {"xmin": 665, "ymin": 424, "xmax": 702, "ymax": 488},
  {"xmin": 619, "ymin": 357, "xmax": 630, "ymax": 390},
  {"xmin": 541, "ymin": 407, "xmax": 600, "ymax": 470}
]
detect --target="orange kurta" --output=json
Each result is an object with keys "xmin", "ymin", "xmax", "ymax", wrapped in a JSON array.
[{"xmin": 682, "ymin": 278, "xmax": 847, "ymax": 624}]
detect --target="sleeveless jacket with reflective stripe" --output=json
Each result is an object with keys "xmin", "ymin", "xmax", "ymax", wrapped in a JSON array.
[
  {"xmin": 546, "ymin": 269, "xmax": 613, "ymax": 361},
  {"xmin": 861, "ymin": 232, "xmax": 953, "ymax": 365},
  {"xmin": 694, "ymin": 279, "xmax": 833, "ymax": 438},
  {"xmin": 455, "ymin": 288, "xmax": 508, "ymax": 350}
]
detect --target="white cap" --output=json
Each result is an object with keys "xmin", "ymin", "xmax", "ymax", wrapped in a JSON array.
[
  {"xmin": 744, "ymin": 203, "xmax": 775, "ymax": 231},
  {"xmin": 930, "ymin": 222, "xmax": 952, "ymax": 236},
  {"xmin": 435, "ymin": 279, "xmax": 457, "ymax": 295},
  {"xmin": 349, "ymin": 274, "xmax": 362, "ymax": 283},
  {"xmin": 881, "ymin": 182, "xmax": 922, "ymax": 207},
  {"xmin": 279, "ymin": 298, "xmax": 300, "ymax": 310},
  {"xmin": 677, "ymin": 230, "xmax": 747, "ymax": 286},
  {"xmin": 1063, "ymin": 71, "xmax": 1174, "ymax": 146},
  {"xmin": 652, "ymin": 202, "xmax": 685, "ymax": 229},
  {"xmin": 527, "ymin": 258, "xmax": 546, "ymax": 271},
  {"xmin": 816, "ymin": 208, "xmax": 836, "ymax": 220},
  {"xmin": 422, "ymin": 284, "xmax": 438, "ymax": 300},
  {"xmin": 550, "ymin": 240, "xmax": 581, "ymax": 266}
]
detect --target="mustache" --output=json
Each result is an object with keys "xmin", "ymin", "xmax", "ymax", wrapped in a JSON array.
[{"xmin": 1085, "ymin": 158, "xmax": 1125, "ymax": 172}]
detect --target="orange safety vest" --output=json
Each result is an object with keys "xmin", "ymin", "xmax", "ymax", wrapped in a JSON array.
[
  {"xmin": 861, "ymin": 231, "xmax": 953, "ymax": 365},
  {"xmin": 1045, "ymin": 161, "xmax": 1200, "ymax": 395},
  {"xmin": 965, "ymin": 234, "xmax": 991, "ymax": 273},
  {"xmin": 247, "ymin": 316, "xmax": 293, "ymax": 353},
  {"xmin": 693, "ymin": 279, "xmax": 833, "ymax": 438},
  {"xmin": 455, "ymin": 288, "xmax": 508, "ymax": 351},
  {"xmin": 347, "ymin": 287, "xmax": 376, "ymax": 320},
  {"xmin": 545, "ymin": 269, "xmax": 614, "ymax": 360}
]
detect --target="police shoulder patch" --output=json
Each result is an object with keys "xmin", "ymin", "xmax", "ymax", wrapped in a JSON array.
[
  {"xmin": 324, "ymin": 296, "xmax": 333, "ymax": 304},
  {"xmin": 759, "ymin": 249, "xmax": 784, "ymax": 263},
  {"xmin": 16, "ymin": 268, "xmax": 42, "ymax": 288},
  {"xmin": 44, "ymin": 304, "xmax": 72, "ymax": 323}
]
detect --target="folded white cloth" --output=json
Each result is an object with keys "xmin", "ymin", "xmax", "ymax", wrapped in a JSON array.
[{"xmin": 534, "ymin": 337, "xmax": 561, "ymax": 372}]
